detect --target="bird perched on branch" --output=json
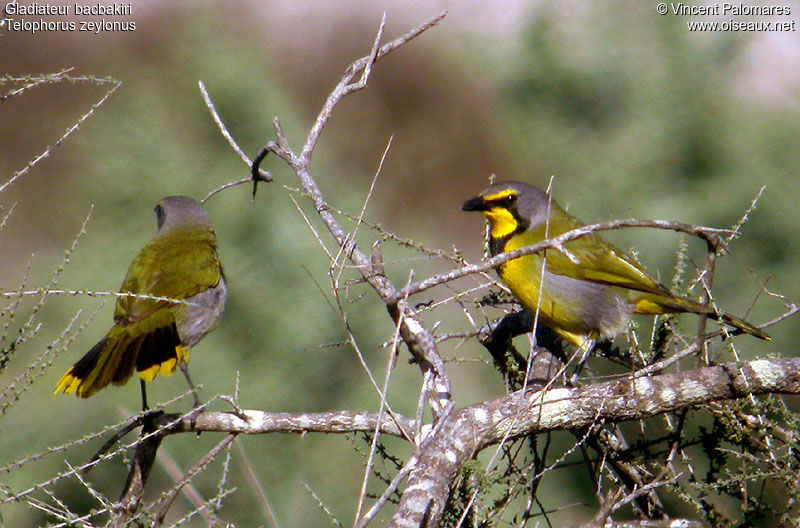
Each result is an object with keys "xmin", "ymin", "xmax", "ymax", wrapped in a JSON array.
[
  {"xmin": 55, "ymin": 196, "xmax": 226, "ymax": 409},
  {"xmin": 462, "ymin": 181, "xmax": 769, "ymax": 356}
]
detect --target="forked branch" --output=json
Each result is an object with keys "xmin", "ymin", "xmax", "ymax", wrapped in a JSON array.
[{"xmin": 250, "ymin": 11, "xmax": 452, "ymax": 416}]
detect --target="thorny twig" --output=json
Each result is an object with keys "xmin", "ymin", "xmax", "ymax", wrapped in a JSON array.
[
  {"xmin": 392, "ymin": 218, "xmax": 742, "ymax": 303},
  {"xmin": 250, "ymin": 11, "xmax": 452, "ymax": 417}
]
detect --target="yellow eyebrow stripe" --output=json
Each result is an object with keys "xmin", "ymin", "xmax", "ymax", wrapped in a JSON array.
[{"xmin": 482, "ymin": 189, "xmax": 517, "ymax": 202}]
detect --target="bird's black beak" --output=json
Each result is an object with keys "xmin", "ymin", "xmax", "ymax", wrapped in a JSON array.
[{"xmin": 461, "ymin": 196, "xmax": 488, "ymax": 212}]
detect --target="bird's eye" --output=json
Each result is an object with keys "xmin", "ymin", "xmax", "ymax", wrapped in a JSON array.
[
  {"xmin": 504, "ymin": 194, "xmax": 517, "ymax": 206},
  {"xmin": 154, "ymin": 204, "xmax": 166, "ymax": 228}
]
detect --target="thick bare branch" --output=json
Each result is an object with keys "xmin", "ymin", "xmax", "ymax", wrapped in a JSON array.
[
  {"xmin": 110, "ymin": 416, "xmax": 163, "ymax": 528},
  {"xmin": 576, "ymin": 520, "xmax": 703, "ymax": 528},
  {"xmin": 389, "ymin": 357, "xmax": 800, "ymax": 527},
  {"xmin": 157, "ymin": 409, "xmax": 414, "ymax": 438}
]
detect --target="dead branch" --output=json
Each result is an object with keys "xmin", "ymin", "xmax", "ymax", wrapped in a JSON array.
[
  {"xmin": 111, "ymin": 415, "xmax": 163, "ymax": 528},
  {"xmin": 102, "ymin": 409, "xmax": 414, "ymax": 526},
  {"xmin": 388, "ymin": 356, "xmax": 800, "ymax": 527},
  {"xmin": 250, "ymin": 11, "xmax": 452, "ymax": 416},
  {"xmin": 391, "ymin": 218, "xmax": 744, "ymax": 303},
  {"xmin": 156, "ymin": 408, "xmax": 415, "ymax": 438}
]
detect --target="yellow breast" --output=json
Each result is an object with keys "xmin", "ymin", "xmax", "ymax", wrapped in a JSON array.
[{"xmin": 496, "ymin": 231, "xmax": 629, "ymax": 348}]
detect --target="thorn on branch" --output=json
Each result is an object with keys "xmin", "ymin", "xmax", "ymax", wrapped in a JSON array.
[
  {"xmin": 272, "ymin": 116, "xmax": 290, "ymax": 150},
  {"xmin": 250, "ymin": 145, "xmax": 274, "ymax": 198},
  {"xmin": 371, "ymin": 240, "xmax": 385, "ymax": 277},
  {"xmin": 346, "ymin": 12, "xmax": 386, "ymax": 93},
  {"xmin": 250, "ymin": 117, "xmax": 294, "ymax": 198},
  {"xmin": 220, "ymin": 394, "xmax": 249, "ymax": 422}
]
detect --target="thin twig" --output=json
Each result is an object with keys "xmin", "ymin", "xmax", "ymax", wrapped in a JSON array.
[
  {"xmin": 151, "ymin": 434, "xmax": 237, "ymax": 527},
  {"xmin": 392, "ymin": 218, "xmax": 735, "ymax": 302},
  {"xmin": 198, "ymin": 80, "xmax": 272, "ymax": 203},
  {"xmin": 235, "ymin": 441, "xmax": 282, "ymax": 528},
  {"xmin": 1, "ymin": 76, "xmax": 121, "ymax": 193},
  {"xmin": 250, "ymin": 10, "xmax": 452, "ymax": 415}
]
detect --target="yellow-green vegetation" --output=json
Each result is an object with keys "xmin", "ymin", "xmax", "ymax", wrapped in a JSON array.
[{"xmin": 1, "ymin": 3, "xmax": 798, "ymax": 526}]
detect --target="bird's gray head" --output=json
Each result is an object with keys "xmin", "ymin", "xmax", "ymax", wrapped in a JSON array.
[
  {"xmin": 461, "ymin": 181, "xmax": 552, "ymax": 236},
  {"xmin": 154, "ymin": 196, "xmax": 212, "ymax": 232}
]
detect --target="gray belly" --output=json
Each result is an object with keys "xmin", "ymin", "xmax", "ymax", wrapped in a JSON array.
[
  {"xmin": 543, "ymin": 270, "xmax": 632, "ymax": 338},
  {"xmin": 178, "ymin": 277, "xmax": 227, "ymax": 347}
]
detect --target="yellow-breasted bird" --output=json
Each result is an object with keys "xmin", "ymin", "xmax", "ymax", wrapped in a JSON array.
[
  {"xmin": 55, "ymin": 196, "xmax": 226, "ymax": 408},
  {"xmin": 462, "ymin": 181, "xmax": 770, "ymax": 352}
]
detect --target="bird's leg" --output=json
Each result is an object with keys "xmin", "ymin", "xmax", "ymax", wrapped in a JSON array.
[
  {"xmin": 568, "ymin": 339, "xmax": 596, "ymax": 385},
  {"xmin": 139, "ymin": 379, "xmax": 161, "ymax": 440},
  {"xmin": 88, "ymin": 380, "xmax": 160, "ymax": 471},
  {"xmin": 179, "ymin": 361, "xmax": 202, "ymax": 410},
  {"xmin": 140, "ymin": 379, "xmax": 149, "ymax": 412}
]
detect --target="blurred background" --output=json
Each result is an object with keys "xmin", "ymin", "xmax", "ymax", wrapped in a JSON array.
[{"xmin": 2, "ymin": 0, "xmax": 799, "ymax": 525}]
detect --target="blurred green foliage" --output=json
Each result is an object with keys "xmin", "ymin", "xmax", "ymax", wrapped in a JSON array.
[{"xmin": 1, "ymin": 1, "xmax": 798, "ymax": 526}]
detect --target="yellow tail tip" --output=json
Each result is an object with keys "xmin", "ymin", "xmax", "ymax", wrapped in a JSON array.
[
  {"xmin": 138, "ymin": 364, "xmax": 160, "ymax": 382},
  {"xmin": 136, "ymin": 357, "xmax": 177, "ymax": 381},
  {"xmin": 54, "ymin": 371, "xmax": 81, "ymax": 395},
  {"xmin": 137, "ymin": 346, "xmax": 188, "ymax": 381}
]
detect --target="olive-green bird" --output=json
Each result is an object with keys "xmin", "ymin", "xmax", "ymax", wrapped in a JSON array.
[
  {"xmin": 462, "ymin": 181, "xmax": 770, "ymax": 351},
  {"xmin": 55, "ymin": 196, "xmax": 226, "ymax": 406}
]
